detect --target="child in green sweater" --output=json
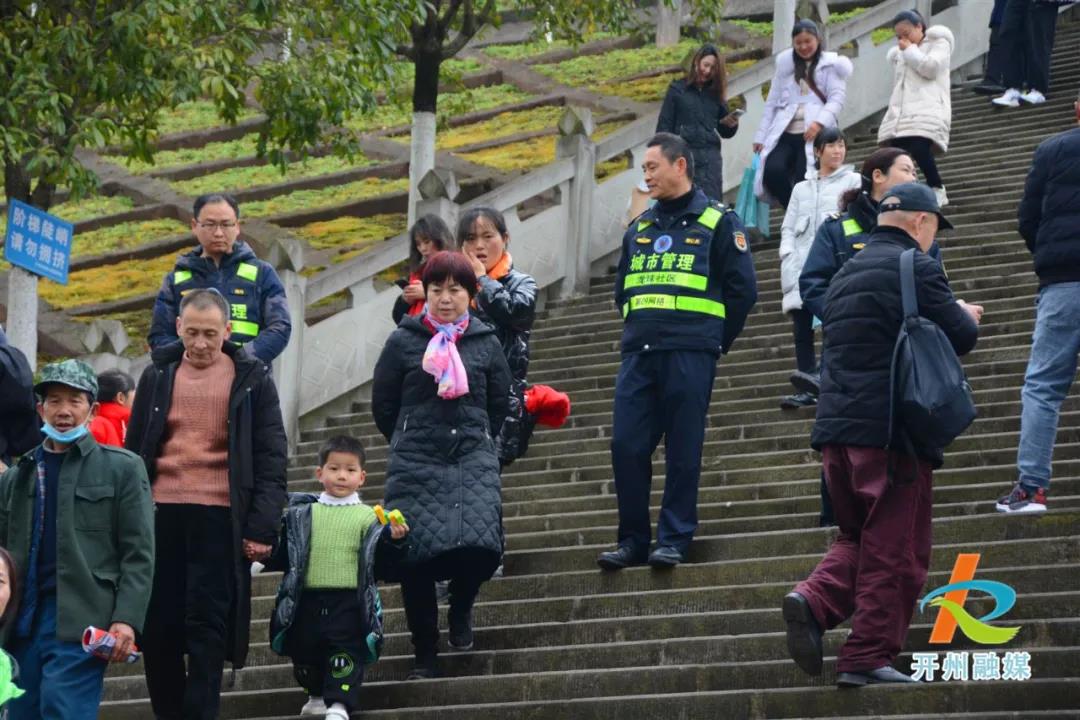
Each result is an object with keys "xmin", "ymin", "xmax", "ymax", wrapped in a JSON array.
[{"xmin": 265, "ymin": 436, "xmax": 409, "ymax": 719}]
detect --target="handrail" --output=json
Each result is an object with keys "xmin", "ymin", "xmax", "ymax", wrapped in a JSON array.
[{"xmin": 282, "ymin": 0, "xmax": 993, "ymax": 432}]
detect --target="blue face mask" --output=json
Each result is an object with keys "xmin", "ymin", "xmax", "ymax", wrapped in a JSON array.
[{"xmin": 42, "ymin": 422, "xmax": 89, "ymax": 444}]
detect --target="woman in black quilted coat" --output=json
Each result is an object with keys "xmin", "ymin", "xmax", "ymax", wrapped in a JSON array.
[
  {"xmin": 458, "ymin": 207, "xmax": 538, "ymax": 466},
  {"xmin": 372, "ymin": 251, "xmax": 511, "ymax": 680}
]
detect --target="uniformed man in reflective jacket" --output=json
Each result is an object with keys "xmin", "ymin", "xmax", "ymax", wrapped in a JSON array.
[
  {"xmin": 597, "ymin": 132, "xmax": 758, "ymax": 570},
  {"xmin": 148, "ymin": 193, "xmax": 292, "ymax": 364}
]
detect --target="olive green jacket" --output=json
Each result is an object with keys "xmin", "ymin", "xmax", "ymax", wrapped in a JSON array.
[{"xmin": 0, "ymin": 433, "xmax": 154, "ymax": 645}]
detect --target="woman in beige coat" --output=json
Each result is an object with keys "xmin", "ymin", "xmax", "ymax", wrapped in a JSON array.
[{"xmin": 877, "ymin": 10, "xmax": 954, "ymax": 206}]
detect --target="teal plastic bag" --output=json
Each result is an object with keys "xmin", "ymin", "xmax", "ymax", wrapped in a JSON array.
[{"xmin": 735, "ymin": 154, "xmax": 770, "ymax": 239}]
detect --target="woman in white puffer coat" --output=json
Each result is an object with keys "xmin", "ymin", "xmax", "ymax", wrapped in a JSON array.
[
  {"xmin": 877, "ymin": 10, "xmax": 954, "ymax": 206},
  {"xmin": 778, "ymin": 126, "xmax": 860, "ymax": 410}
]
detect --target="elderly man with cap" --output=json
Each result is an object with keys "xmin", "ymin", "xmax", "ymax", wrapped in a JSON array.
[
  {"xmin": 780, "ymin": 183, "xmax": 982, "ymax": 687},
  {"xmin": 0, "ymin": 360, "xmax": 154, "ymax": 719}
]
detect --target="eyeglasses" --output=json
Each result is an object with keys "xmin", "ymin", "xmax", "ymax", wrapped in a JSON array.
[{"xmin": 196, "ymin": 221, "xmax": 238, "ymax": 231}]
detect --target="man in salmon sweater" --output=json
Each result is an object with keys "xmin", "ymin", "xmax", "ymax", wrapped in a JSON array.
[{"xmin": 126, "ymin": 288, "xmax": 287, "ymax": 720}]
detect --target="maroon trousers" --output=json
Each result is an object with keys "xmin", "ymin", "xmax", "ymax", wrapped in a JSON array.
[{"xmin": 794, "ymin": 445, "xmax": 933, "ymax": 672}]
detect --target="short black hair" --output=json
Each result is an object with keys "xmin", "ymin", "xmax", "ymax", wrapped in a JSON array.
[
  {"xmin": 193, "ymin": 193, "xmax": 240, "ymax": 220},
  {"xmin": 178, "ymin": 287, "xmax": 230, "ymax": 323},
  {"xmin": 892, "ymin": 9, "xmax": 926, "ymax": 30},
  {"xmin": 422, "ymin": 251, "xmax": 480, "ymax": 299},
  {"xmin": 457, "ymin": 206, "xmax": 508, "ymax": 244},
  {"xmin": 646, "ymin": 132, "xmax": 695, "ymax": 181},
  {"xmin": 812, "ymin": 126, "xmax": 846, "ymax": 168},
  {"xmin": 96, "ymin": 369, "xmax": 135, "ymax": 403},
  {"xmin": 318, "ymin": 435, "xmax": 367, "ymax": 467}
]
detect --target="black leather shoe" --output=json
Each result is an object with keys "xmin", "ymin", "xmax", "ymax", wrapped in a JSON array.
[
  {"xmin": 648, "ymin": 545, "xmax": 685, "ymax": 568},
  {"xmin": 406, "ymin": 655, "xmax": 440, "ymax": 680},
  {"xmin": 972, "ymin": 81, "xmax": 1005, "ymax": 96},
  {"xmin": 782, "ymin": 591, "xmax": 823, "ymax": 676},
  {"xmin": 836, "ymin": 665, "xmax": 918, "ymax": 687},
  {"xmin": 789, "ymin": 370, "xmax": 821, "ymax": 396},
  {"xmin": 596, "ymin": 545, "xmax": 647, "ymax": 571},
  {"xmin": 781, "ymin": 591, "xmax": 820, "ymax": 677}
]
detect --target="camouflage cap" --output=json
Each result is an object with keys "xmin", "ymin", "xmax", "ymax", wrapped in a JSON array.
[{"xmin": 34, "ymin": 359, "xmax": 99, "ymax": 399}]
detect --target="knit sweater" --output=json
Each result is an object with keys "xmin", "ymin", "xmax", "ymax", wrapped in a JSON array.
[
  {"xmin": 152, "ymin": 352, "xmax": 235, "ymax": 506},
  {"xmin": 305, "ymin": 502, "xmax": 376, "ymax": 589}
]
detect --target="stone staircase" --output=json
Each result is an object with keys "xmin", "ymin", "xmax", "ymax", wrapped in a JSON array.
[{"xmin": 100, "ymin": 18, "xmax": 1080, "ymax": 720}]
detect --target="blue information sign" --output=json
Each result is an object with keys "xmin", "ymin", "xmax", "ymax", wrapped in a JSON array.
[{"xmin": 3, "ymin": 199, "xmax": 73, "ymax": 285}]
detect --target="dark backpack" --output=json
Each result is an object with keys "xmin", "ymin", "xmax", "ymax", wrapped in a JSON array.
[{"xmin": 888, "ymin": 248, "xmax": 976, "ymax": 456}]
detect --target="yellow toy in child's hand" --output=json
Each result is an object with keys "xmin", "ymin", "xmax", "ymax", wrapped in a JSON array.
[{"xmin": 374, "ymin": 505, "xmax": 407, "ymax": 526}]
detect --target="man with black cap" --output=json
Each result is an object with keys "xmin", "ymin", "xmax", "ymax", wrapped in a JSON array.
[
  {"xmin": 0, "ymin": 359, "xmax": 154, "ymax": 719},
  {"xmin": 780, "ymin": 183, "xmax": 982, "ymax": 687}
]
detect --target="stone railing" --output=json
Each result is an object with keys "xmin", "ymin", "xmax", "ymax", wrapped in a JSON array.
[{"xmin": 276, "ymin": 0, "xmax": 993, "ymax": 444}]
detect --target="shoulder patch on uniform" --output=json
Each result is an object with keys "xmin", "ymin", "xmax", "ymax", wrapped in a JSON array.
[{"xmin": 733, "ymin": 231, "xmax": 748, "ymax": 253}]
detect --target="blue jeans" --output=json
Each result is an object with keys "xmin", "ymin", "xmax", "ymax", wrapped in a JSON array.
[
  {"xmin": 1017, "ymin": 282, "xmax": 1080, "ymax": 490},
  {"xmin": 7, "ymin": 594, "xmax": 107, "ymax": 720}
]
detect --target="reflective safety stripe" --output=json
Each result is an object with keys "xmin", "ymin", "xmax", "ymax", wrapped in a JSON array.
[
  {"xmin": 236, "ymin": 262, "xmax": 259, "ymax": 282},
  {"xmin": 842, "ymin": 218, "xmax": 863, "ymax": 237},
  {"xmin": 637, "ymin": 219, "xmax": 653, "ymax": 231},
  {"xmin": 174, "ymin": 270, "xmax": 193, "ymax": 284},
  {"xmin": 698, "ymin": 206, "xmax": 723, "ymax": 230},
  {"xmin": 230, "ymin": 319, "xmax": 260, "ymax": 337},
  {"xmin": 623, "ymin": 271, "xmax": 708, "ymax": 291},
  {"xmin": 622, "ymin": 294, "xmax": 726, "ymax": 318}
]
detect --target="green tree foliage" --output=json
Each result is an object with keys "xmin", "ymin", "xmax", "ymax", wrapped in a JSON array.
[{"xmin": 0, "ymin": 0, "xmax": 423, "ymax": 209}]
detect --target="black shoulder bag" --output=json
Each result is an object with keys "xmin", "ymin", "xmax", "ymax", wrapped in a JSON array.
[{"xmin": 887, "ymin": 249, "xmax": 976, "ymax": 477}]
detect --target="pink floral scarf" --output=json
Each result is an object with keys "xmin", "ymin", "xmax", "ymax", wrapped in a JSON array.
[{"xmin": 422, "ymin": 312, "xmax": 470, "ymax": 399}]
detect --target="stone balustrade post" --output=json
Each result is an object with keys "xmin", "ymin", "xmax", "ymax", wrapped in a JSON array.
[
  {"xmin": 555, "ymin": 106, "xmax": 597, "ymax": 300},
  {"xmin": 774, "ymin": 0, "xmax": 798, "ymax": 55},
  {"xmin": 268, "ymin": 234, "xmax": 307, "ymax": 451},
  {"xmin": 415, "ymin": 168, "xmax": 461, "ymax": 233}
]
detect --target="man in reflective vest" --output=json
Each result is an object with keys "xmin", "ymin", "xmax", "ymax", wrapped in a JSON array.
[
  {"xmin": 597, "ymin": 132, "xmax": 758, "ymax": 570},
  {"xmin": 148, "ymin": 193, "xmax": 292, "ymax": 364}
]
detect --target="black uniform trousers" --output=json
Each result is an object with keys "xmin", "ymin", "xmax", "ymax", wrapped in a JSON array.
[
  {"xmin": 286, "ymin": 590, "xmax": 367, "ymax": 711},
  {"xmin": 611, "ymin": 349, "xmax": 717, "ymax": 554},
  {"xmin": 143, "ymin": 504, "xmax": 235, "ymax": 720},
  {"xmin": 1000, "ymin": 0, "xmax": 1059, "ymax": 93},
  {"xmin": 399, "ymin": 547, "xmax": 499, "ymax": 661}
]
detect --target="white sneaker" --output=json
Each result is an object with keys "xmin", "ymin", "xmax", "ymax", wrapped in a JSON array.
[
  {"xmin": 300, "ymin": 696, "xmax": 327, "ymax": 715},
  {"xmin": 325, "ymin": 703, "xmax": 350, "ymax": 720},
  {"xmin": 1020, "ymin": 89, "xmax": 1047, "ymax": 105},
  {"xmin": 992, "ymin": 88, "xmax": 1021, "ymax": 108},
  {"xmin": 250, "ymin": 561, "xmax": 264, "ymax": 576},
  {"xmin": 933, "ymin": 186, "xmax": 948, "ymax": 208}
]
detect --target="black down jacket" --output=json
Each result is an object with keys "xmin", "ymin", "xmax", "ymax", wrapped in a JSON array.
[
  {"xmin": 125, "ymin": 342, "xmax": 288, "ymax": 668},
  {"xmin": 811, "ymin": 226, "xmax": 978, "ymax": 467},
  {"xmin": 1018, "ymin": 126, "xmax": 1080, "ymax": 287},
  {"xmin": 657, "ymin": 78, "xmax": 738, "ymax": 202},
  {"xmin": 371, "ymin": 315, "xmax": 512, "ymax": 566},
  {"xmin": 264, "ymin": 493, "xmax": 407, "ymax": 661},
  {"xmin": 473, "ymin": 265, "xmax": 537, "ymax": 465}
]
